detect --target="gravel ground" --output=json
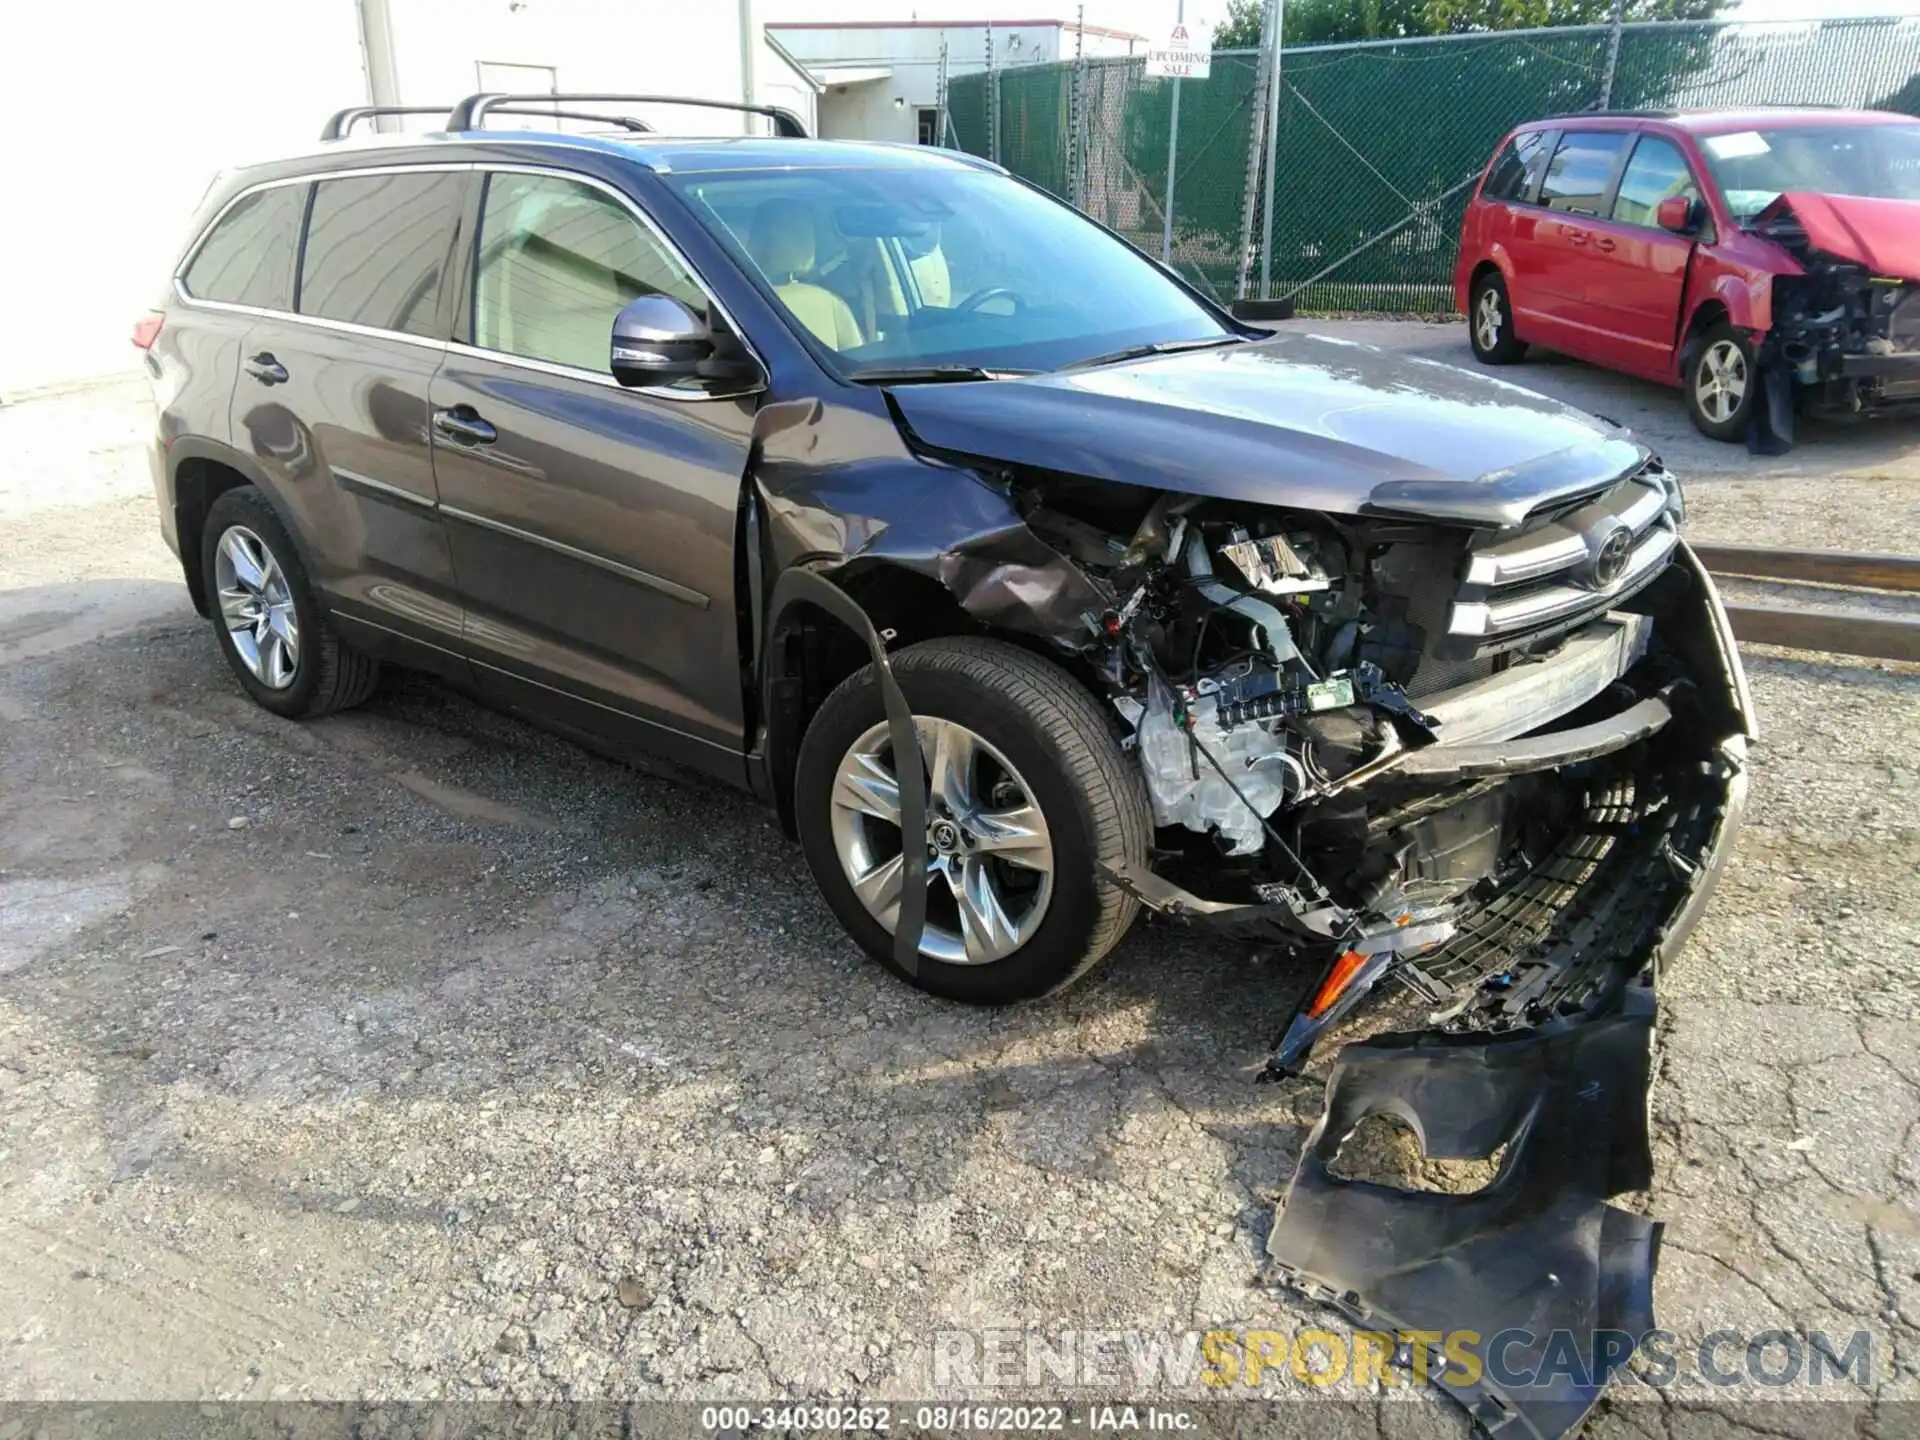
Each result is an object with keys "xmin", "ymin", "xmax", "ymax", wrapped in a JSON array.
[{"xmin": 2, "ymin": 334, "xmax": 1917, "ymax": 1435}]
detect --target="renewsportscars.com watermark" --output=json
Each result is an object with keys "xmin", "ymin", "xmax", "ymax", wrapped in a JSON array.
[{"xmin": 933, "ymin": 1326, "xmax": 1873, "ymax": 1393}]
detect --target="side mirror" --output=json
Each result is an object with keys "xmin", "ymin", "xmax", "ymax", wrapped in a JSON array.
[
  {"xmin": 610, "ymin": 295, "xmax": 713, "ymax": 387},
  {"xmin": 1655, "ymin": 195, "xmax": 1695, "ymax": 235}
]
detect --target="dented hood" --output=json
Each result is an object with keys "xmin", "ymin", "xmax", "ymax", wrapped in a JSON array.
[
  {"xmin": 1757, "ymin": 191, "xmax": 1920, "ymax": 280},
  {"xmin": 886, "ymin": 331, "xmax": 1649, "ymax": 528}
]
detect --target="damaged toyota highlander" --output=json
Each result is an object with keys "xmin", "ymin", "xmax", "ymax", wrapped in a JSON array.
[{"xmin": 145, "ymin": 100, "xmax": 1753, "ymax": 1434}]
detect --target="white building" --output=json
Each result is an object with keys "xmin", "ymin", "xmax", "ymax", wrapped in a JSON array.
[
  {"xmin": 1, "ymin": 0, "xmax": 802, "ymax": 398},
  {"xmin": 769, "ymin": 19, "xmax": 1144, "ymax": 147}
]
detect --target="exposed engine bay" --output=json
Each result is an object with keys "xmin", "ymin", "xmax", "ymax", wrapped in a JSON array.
[
  {"xmin": 1015, "ymin": 457, "xmax": 1744, "ymax": 1075},
  {"xmin": 1758, "ymin": 208, "xmax": 1920, "ymax": 405}
]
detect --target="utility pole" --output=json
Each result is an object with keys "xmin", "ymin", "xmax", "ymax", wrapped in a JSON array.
[
  {"xmin": 1599, "ymin": 0, "xmax": 1625, "ymax": 109},
  {"xmin": 1070, "ymin": 3, "xmax": 1086, "ymax": 206},
  {"xmin": 1233, "ymin": 0, "xmax": 1276, "ymax": 300},
  {"xmin": 986, "ymin": 23, "xmax": 998, "ymax": 164},
  {"xmin": 1162, "ymin": 0, "xmax": 1185, "ymax": 263},
  {"xmin": 738, "ymin": 0, "xmax": 758, "ymax": 127},
  {"xmin": 1259, "ymin": 0, "xmax": 1285, "ymax": 297}
]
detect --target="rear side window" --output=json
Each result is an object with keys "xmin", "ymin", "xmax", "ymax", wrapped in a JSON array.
[
  {"xmin": 1539, "ymin": 131, "xmax": 1630, "ymax": 215},
  {"xmin": 1482, "ymin": 132, "xmax": 1547, "ymax": 203},
  {"xmin": 471, "ymin": 172, "xmax": 708, "ymax": 374},
  {"xmin": 299, "ymin": 172, "xmax": 463, "ymax": 336},
  {"xmin": 181, "ymin": 185, "xmax": 305, "ymax": 309},
  {"xmin": 1611, "ymin": 136, "xmax": 1701, "ymax": 227}
]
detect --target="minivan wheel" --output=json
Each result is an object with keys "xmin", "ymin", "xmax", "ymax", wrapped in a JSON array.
[
  {"xmin": 1469, "ymin": 271, "xmax": 1528, "ymax": 364},
  {"xmin": 201, "ymin": 487, "xmax": 379, "ymax": 719},
  {"xmin": 1686, "ymin": 323, "xmax": 1757, "ymax": 442},
  {"xmin": 794, "ymin": 637, "xmax": 1152, "ymax": 1004}
]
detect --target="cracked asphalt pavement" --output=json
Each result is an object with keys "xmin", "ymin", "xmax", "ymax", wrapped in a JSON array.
[{"xmin": 2, "ymin": 334, "xmax": 1917, "ymax": 1435}]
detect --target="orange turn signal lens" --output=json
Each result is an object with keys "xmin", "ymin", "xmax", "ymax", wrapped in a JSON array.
[{"xmin": 1307, "ymin": 949, "xmax": 1370, "ymax": 1019}]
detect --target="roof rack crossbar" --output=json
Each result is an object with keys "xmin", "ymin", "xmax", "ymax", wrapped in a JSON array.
[
  {"xmin": 447, "ymin": 91, "xmax": 808, "ymax": 137},
  {"xmin": 321, "ymin": 106, "xmax": 455, "ymax": 141}
]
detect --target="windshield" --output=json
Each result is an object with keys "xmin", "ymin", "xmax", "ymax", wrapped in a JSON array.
[
  {"xmin": 663, "ymin": 165, "xmax": 1234, "ymax": 377},
  {"xmin": 1700, "ymin": 123, "xmax": 1920, "ymax": 223}
]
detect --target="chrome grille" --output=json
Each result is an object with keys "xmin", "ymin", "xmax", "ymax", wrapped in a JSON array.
[{"xmin": 1443, "ymin": 462, "xmax": 1682, "ymax": 657}]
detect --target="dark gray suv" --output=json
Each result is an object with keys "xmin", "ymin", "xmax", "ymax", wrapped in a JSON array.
[{"xmin": 141, "ymin": 95, "xmax": 1751, "ymax": 1076}]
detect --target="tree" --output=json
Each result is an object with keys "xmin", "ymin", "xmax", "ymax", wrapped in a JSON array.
[{"xmin": 1212, "ymin": 0, "xmax": 1728, "ymax": 50}]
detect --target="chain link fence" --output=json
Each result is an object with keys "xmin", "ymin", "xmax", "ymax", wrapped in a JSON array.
[{"xmin": 946, "ymin": 15, "xmax": 1920, "ymax": 312}]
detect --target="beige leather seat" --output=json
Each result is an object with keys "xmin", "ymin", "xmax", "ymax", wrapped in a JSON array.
[{"xmin": 746, "ymin": 199, "xmax": 863, "ymax": 352}]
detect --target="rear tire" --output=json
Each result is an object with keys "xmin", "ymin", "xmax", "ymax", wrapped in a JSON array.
[
  {"xmin": 201, "ymin": 487, "xmax": 379, "ymax": 719},
  {"xmin": 1685, "ymin": 322, "xmax": 1757, "ymax": 442},
  {"xmin": 1469, "ymin": 270, "xmax": 1528, "ymax": 364},
  {"xmin": 794, "ymin": 637, "xmax": 1151, "ymax": 1004}
]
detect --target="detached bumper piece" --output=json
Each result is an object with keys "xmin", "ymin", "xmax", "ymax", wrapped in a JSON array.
[
  {"xmin": 1267, "ymin": 987, "xmax": 1659, "ymax": 1440},
  {"xmin": 1265, "ymin": 739, "xmax": 1748, "ymax": 1438}
]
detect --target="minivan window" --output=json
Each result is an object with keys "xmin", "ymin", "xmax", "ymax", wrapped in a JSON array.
[
  {"xmin": 1701, "ymin": 123, "xmax": 1920, "ymax": 223},
  {"xmin": 181, "ymin": 185, "xmax": 306, "ymax": 310},
  {"xmin": 1611, "ymin": 137, "xmax": 1700, "ymax": 228},
  {"xmin": 1539, "ymin": 131, "xmax": 1630, "ymax": 215},
  {"xmin": 472, "ymin": 172, "xmax": 709, "ymax": 375},
  {"xmin": 1483, "ymin": 132, "xmax": 1547, "ymax": 203},
  {"xmin": 299, "ymin": 172, "xmax": 463, "ymax": 337}
]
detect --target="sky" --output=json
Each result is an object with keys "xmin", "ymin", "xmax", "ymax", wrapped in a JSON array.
[{"xmin": 757, "ymin": 0, "xmax": 1920, "ymax": 44}]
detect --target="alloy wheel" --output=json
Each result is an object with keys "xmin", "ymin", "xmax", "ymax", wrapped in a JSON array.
[
  {"xmin": 1475, "ymin": 287, "xmax": 1504, "ymax": 351},
  {"xmin": 214, "ymin": 525, "xmax": 300, "ymax": 689},
  {"xmin": 827, "ymin": 716, "xmax": 1055, "ymax": 965},
  {"xmin": 1696, "ymin": 339, "xmax": 1748, "ymax": 425}
]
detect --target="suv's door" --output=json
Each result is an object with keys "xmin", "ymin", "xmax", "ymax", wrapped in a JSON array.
[
  {"xmin": 430, "ymin": 167, "xmax": 759, "ymax": 782},
  {"xmin": 1585, "ymin": 134, "xmax": 1704, "ymax": 380},
  {"xmin": 1512, "ymin": 129, "xmax": 1632, "ymax": 359},
  {"xmin": 233, "ymin": 167, "xmax": 470, "ymax": 674}
]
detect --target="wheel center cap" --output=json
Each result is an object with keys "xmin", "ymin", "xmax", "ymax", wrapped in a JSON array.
[{"xmin": 930, "ymin": 819, "xmax": 962, "ymax": 854}]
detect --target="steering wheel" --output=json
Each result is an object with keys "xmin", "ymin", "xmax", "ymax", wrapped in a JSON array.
[{"xmin": 955, "ymin": 286, "xmax": 1026, "ymax": 316}]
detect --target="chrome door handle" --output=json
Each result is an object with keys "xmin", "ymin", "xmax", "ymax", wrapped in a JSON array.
[
  {"xmin": 432, "ymin": 407, "xmax": 497, "ymax": 445},
  {"xmin": 243, "ymin": 352, "xmax": 288, "ymax": 385}
]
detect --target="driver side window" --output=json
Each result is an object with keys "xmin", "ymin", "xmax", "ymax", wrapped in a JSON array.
[{"xmin": 473, "ymin": 172, "xmax": 707, "ymax": 373}]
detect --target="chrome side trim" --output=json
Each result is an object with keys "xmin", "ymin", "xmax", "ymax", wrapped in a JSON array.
[
  {"xmin": 333, "ymin": 466, "xmax": 437, "ymax": 509},
  {"xmin": 171, "ymin": 282, "xmax": 454, "ymax": 354},
  {"xmin": 438, "ymin": 504, "xmax": 710, "ymax": 609},
  {"xmin": 1451, "ymin": 524, "xmax": 1678, "ymax": 639}
]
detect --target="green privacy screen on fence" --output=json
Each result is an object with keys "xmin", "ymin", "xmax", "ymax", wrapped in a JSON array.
[{"xmin": 946, "ymin": 16, "xmax": 1920, "ymax": 312}]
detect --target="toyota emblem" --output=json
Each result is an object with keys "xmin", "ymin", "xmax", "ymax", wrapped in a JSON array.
[{"xmin": 1586, "ymin": 526, "xmax": 1633, "ymax": 589}]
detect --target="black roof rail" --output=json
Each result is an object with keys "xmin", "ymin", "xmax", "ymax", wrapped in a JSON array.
[
  {"xmin": 447, "ymin": 91, "xmax": 809, "ymax": 137},
  {"xmin": 322, "ymin": 105, "xmax": 455, "ymax": 140}
]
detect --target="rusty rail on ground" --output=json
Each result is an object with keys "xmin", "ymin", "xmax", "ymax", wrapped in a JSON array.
[
  {"xmin": 1695, "ymin": 544, "xmax": 1920, "ymax": 663},
  {"xmin": 1692, "ymin": 544, "xmax": 1920, "ymax": 594}
]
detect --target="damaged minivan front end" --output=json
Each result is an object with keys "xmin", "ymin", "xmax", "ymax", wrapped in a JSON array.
[
  {"xmin": 842, "ymin": 332, "xmax": 1753, "ymax": 1434},
  {"xmin": 1752, "ymin": 191, "xmax": 1920, "ymax": 423}
]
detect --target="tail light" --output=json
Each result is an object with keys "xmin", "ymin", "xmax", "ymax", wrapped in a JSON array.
[{"xmin": 131, "ymin": 313, "xmax": 164, "ymax": 350}]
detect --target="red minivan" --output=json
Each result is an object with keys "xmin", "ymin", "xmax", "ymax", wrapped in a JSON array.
[{"xmin": 1453, "ymin": 108, "xmax": 1920, "ymax": 445}]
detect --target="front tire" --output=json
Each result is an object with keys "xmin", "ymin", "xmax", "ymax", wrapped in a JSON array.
[
  {"xmin": 201, "ymin": 487, "xmax": 379, "ymax": 719},
  {"xmin": 1469, "ymin": 270, "xmax": 1528, "ymax": 364},
  {"xmin": 1686, "ymin": 322, "xmax": 1757, "ymax": 442},
  {"xmin": 794, "ymin": 637, "xmax": 1151, "ymax": 1004}
]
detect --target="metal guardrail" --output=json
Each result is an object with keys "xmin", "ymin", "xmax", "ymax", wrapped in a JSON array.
[{"xmin": 1698, "ymin": 544, "xmax": 1920, "ymax": 663}]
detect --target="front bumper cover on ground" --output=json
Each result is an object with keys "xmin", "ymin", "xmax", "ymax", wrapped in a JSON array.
[{"xmin": 1267, "ymin": 987, "xmax": 1660, "ymax": 1440}]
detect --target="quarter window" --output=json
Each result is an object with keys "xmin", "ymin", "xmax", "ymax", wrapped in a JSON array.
[
  {"xmin": 1538, "ymin": 131, "xmax": 1630, "ymax": 215},
  {"xmin": 299, "ymin": 172, "xmax": 463, "ymax": 336},
  {"xmin": 181, "ymin": 185, "xmax": 306, "ymax": 309},
  {"xmin": 1611, "ymin": 137, "xmax": 1701, "ymax": 227},
  {"xmin": 472, "ymin": 172, "xmax": 707, "ymax": 374},
  {"xmin": 1482, "ymin": 132, "xmax": 1547, "ymax": 203}
]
